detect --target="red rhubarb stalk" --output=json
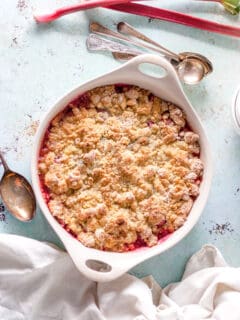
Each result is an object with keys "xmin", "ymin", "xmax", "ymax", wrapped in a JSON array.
[
  {"xmin": 34, "ymin": 0, "xmax": 147, "ymax": 23},
  {"xmin": 105, "ymin": 2, "xmax": 240, "ymax": 37}
]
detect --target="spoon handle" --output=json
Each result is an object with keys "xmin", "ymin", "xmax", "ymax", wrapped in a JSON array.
[
  {"xmin": 0, "ymin": 152, "xmax": 9, "ymax": 171},
  {"xmin": 90, "ymin": 22, "xmax": 134, "ymax": 43},
  {"xmin": 117, "ymin": 22, "xmax": 179, "ymax": 61},
  {"xmin": 86, "ymin": 34, "xmax": 143, "ymax": 55},
  {"xmin": 90, "ymin": 22, "xmax": 175, "ymax": 59}
]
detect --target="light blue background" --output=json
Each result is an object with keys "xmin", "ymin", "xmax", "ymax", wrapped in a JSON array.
[{"xmin": 1, "ymin": 0, "xmax": 240, "ymax": 287}]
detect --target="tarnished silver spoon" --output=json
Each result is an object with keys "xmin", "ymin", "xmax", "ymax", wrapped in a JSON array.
[
  {"xmin": 0, "ymin": 152, "xmax": 36, "ymax": 221},
  {"xmin": 117, "ymin": 22, "xmax": 213, "ymax": 76}
]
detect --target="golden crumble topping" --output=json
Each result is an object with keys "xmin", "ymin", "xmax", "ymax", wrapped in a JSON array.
[{"xmin": 38, "ymin": 84, "xmax": 203, "ymax": 252}]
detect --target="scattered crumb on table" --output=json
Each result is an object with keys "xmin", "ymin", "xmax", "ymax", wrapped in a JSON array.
[
  {"xmin": 24, "ymin": 120, "xmax": 40, "ymax": 137},
  {"xmin": 17, "ymin": 0, "xmax": 27, "ymax": 11},
  {"xmin": 209, "ymin": 222, "xmax": 234, "ymax": 235}
]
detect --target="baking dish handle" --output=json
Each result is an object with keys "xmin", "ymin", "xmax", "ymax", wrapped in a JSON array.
[
  {"xmin": 61, "ymin": 233, "xmax": 142, "ymax": 282},
  {"xmin": 122, "ymin": 53, "xmax": 179, "ymax": 80},
  {"xmin": 114, "ymin": 54, "xmax": 187, "ymax": 106}
]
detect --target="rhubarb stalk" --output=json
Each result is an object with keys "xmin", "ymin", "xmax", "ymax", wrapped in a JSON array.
[
  {"xmin": 33, "ymin": 0, "xmax": 147, "ymax": 23},
  {"xmin": 105, "ymin": 2, "xmax": 240, "ymax": 37}
]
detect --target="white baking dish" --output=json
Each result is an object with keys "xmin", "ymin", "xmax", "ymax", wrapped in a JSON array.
[
  {"xmin": 31, "ymin": 54, "xmax": 212, "ymax": 282},
  {"xmin": 232, "ymin": 86, "xmax": 240, "ymax": 135}
]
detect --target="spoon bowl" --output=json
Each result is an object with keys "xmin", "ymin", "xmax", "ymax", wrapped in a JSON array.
[
  {"xmin": 177, "ymin": 58, "xmax": 206, "ymax": 85},
  {"xmin": 0, "ymin": 152, "xmax": 36, "ymax": 221},
  {"xmin": 179, "ymin": 52, "xmax": 213, "ymax": 75}
]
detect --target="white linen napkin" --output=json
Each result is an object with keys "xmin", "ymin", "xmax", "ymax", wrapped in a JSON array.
[{"xmin": 0, "ymin": 234, "xmax": 239, "ymax": 320}]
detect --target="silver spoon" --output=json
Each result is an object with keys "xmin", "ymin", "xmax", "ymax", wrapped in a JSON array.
[
  {"xmin": 117, "ymin": 22, "xmax": 213, "ymax": 75},
  {"xmin": 0, "ymin": 152, "xmax": 36, "ymax": 221},
  {"xmin": 87, "ymin": 34, "xmax": 206, "ymax": 85}
]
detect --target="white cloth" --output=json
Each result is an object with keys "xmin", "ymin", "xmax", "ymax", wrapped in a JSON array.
[{"xmin": 0, "ymin": 234, "xmax": 239, "ymax": 320}]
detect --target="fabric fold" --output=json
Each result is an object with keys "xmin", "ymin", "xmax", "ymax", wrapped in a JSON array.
[{"xmin": 0, "ymin": 234, "xmax": 239, "ymax": 320}]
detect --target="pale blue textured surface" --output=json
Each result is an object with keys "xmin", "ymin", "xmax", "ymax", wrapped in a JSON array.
[{"xmin": 1, "ymin": 0, "xmax": 240, "ymax": 287}]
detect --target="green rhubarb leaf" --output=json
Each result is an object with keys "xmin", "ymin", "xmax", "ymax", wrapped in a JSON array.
[{"xmin": 222, "ymin": 0, "xmax": 240, "ymax": 14}]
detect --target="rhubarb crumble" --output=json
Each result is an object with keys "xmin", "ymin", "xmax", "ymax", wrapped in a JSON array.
[{"xmin": 38, "ymin": 84, "xmax": 203, "ymax": 252}]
